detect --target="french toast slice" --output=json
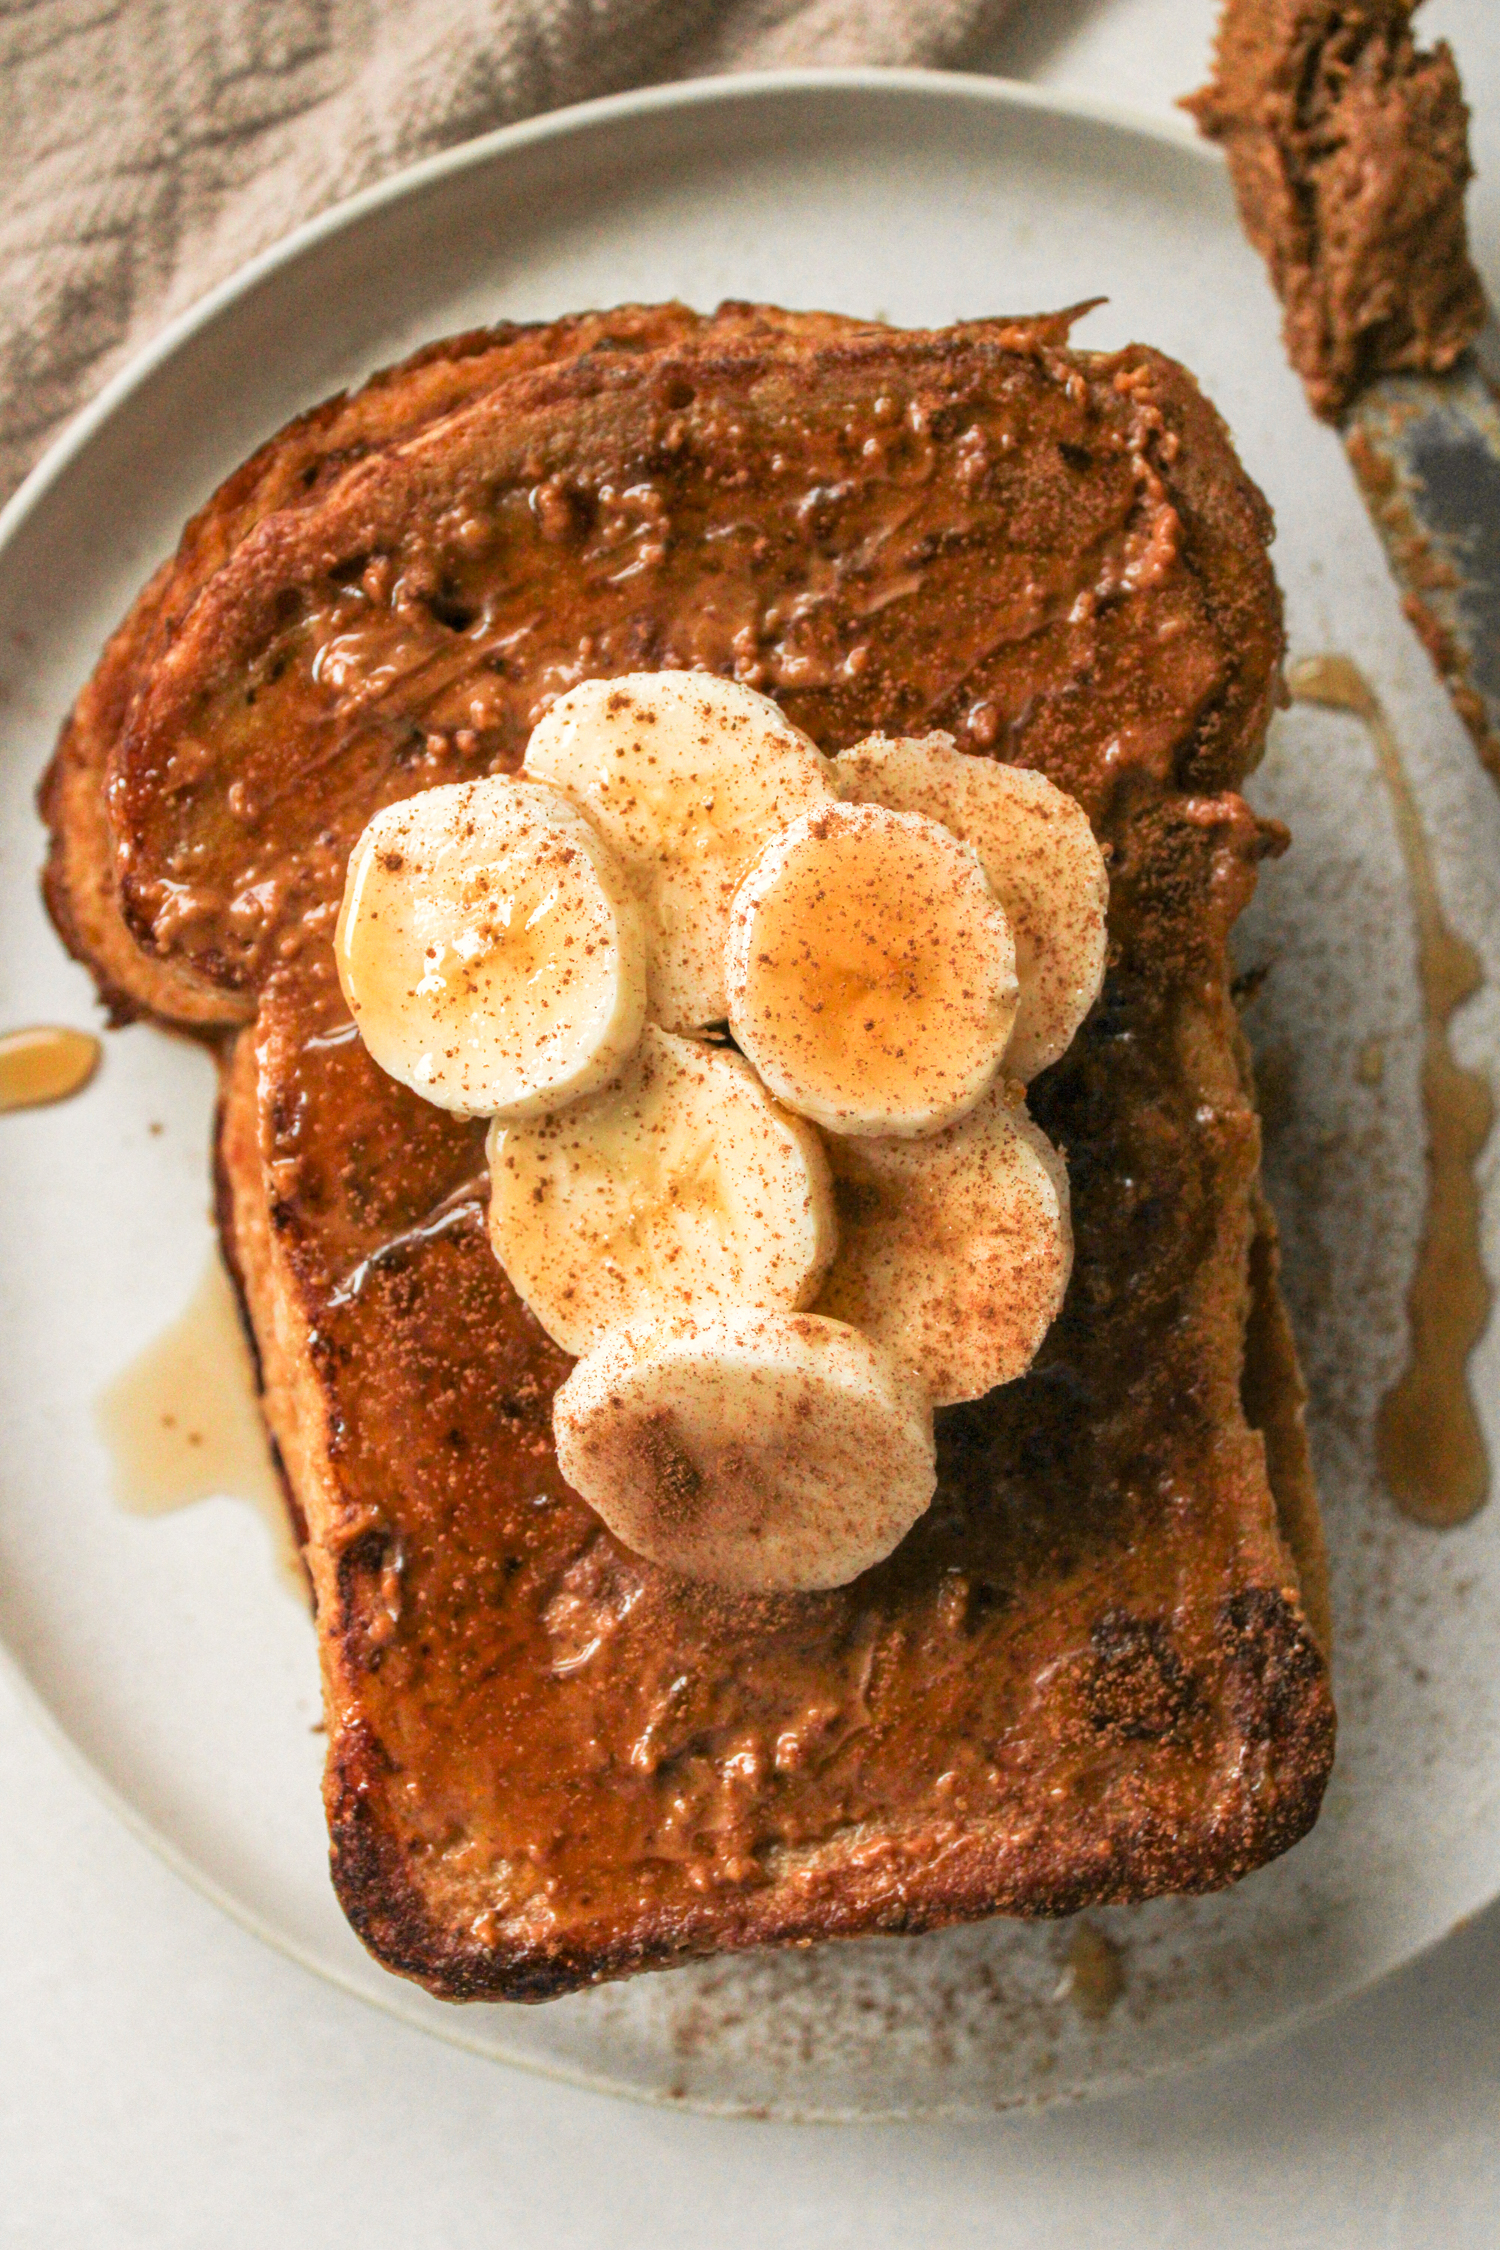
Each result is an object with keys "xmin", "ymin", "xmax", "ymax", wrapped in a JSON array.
[
  {"xmin": 41, "ymin": 301, "xmax": 870, "ymax": 1028},
  {"xmin": 45, "ymin": 305, "xmax": 1334, "ymax": 1999}
]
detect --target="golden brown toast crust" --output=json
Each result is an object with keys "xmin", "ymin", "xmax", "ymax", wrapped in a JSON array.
[{"xmin": 44, "ymin": 304, "xmax": 1334, "ymax": 2001}]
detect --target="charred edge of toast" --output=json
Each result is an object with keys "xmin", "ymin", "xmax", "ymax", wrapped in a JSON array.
[
  {"xmin": 212, "ymin": 1050, "xmax": 310, "ymax": 1570},
  {"xmin": 1242, "ymin": 1187, "xmax": 1330, "ymax": 1656},
  {"xmin": 38, "ymin": 560, "xmax": 199, "ymax": 1029}
]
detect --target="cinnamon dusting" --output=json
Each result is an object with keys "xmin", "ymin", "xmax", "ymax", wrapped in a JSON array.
[{"xmin": 638, "ymin": 1408, "xmax": 706, "ymax": 1526}]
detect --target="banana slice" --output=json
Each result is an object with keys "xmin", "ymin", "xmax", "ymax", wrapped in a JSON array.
[
  {"xmin": 552, "ymin": 1308, "xmax": 936, "ymax": 1592},
  {"xmin": 487, "ymin": 1024, "xmax": 836, "ymax": 1356},
  {"xmin": 725, "ymin": 800, "xmax": 1018, "ymax": 1139},
  {"xmin": 523, "ymin": 671, "xmax": 834, "ymax": 1032},
  {"xmin": 815, "ymin": 1077, "xmax": 1072, "ymax": 1405},
  {"xmin": 835, "ymin": 733, "xmax": 1108, "ymax": 1081},
  {"xmin": 336, "ymin": 776, "xmax": 646, "ymax": 1117}
]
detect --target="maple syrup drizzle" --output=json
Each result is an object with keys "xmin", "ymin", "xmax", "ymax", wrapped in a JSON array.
[
  {"xmin": 1059, "ymin": 1922, "xmax": 1125, "ymax": 2021},
  {"xmin": 0, "ymin": 1025, "xmax": 100, "ymax": 1112},
  {"xmin": 97, "ymin": 1252, "xmax": 306, "ymax": 1595},
  {"xmin": 1290, "ymin": 655, "xmax": 1493, "ymax": 1527}
]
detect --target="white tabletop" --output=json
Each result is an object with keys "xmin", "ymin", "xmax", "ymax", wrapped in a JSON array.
[{"xmin": 5, "ymin": 4, "xmax": 1498, "ymax": 2242}]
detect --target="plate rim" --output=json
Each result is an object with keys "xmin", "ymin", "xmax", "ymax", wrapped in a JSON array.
[
  {"xmin": 0, "ymin": 67, "xmax": 1208, "ymax": 562},
  {"xmin": 1, "ymin": 62, "xmax": 1465, "ymax": 2123}
]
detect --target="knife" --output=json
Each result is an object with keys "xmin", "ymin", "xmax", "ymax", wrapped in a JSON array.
[{"xmin": 1342, "ymin": 326, "xmax": 1500, "ymax": 786}]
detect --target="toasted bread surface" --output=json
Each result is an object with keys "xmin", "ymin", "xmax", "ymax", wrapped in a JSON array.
[{"xmin": 46, "ymin": 304, "xmax": 1334, "ymax": 2000}]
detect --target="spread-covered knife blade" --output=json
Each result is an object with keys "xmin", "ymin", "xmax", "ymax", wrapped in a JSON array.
[{"xmin": 1343, "ymin": 339, "xmax": 1500, "ymax": 784}]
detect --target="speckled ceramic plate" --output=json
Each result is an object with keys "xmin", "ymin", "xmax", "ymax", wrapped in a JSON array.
[{"xmin": 1, "ymin": 70, "xmax": 1497, "ymax": 2119}]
